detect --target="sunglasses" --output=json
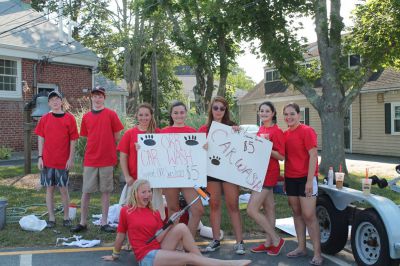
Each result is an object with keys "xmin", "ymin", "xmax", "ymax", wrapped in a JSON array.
[{"xmin": 212, "ymin": 105, "xmax": 226, "ymax": 112}]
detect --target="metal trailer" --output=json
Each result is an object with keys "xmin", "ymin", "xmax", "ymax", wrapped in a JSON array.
[{"xmin": 316, "ymin": 177, "xmax": 400, "ymax": 266}]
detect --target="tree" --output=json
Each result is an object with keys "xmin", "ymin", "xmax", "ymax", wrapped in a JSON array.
[
  {"xmin": 229, "ymin": 0, "xmax": 380, "ymax": 174},
  {"xmin": 159, "ymin": 0, "xmax": 240, "ymax": 114}
]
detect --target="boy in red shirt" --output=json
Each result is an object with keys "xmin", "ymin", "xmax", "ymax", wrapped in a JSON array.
[
  {"xmin": 35, "ymin": 91, "xmax": 79, "ymax": 228},
  {"xmin": 71, "ymin": 87, "xmax": 124, "ymax": 233}
]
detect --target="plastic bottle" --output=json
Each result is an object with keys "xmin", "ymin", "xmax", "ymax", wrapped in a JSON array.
[{"xmin": 328, "ymin": 167, "xmax": 334, "ymax": 186}]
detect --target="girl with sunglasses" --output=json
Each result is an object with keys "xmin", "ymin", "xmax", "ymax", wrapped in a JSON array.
[
  {"xmin": 247, "ymin": 101, "xmax": 285, "ymax": 256},
  {"xmin": 160, "ymin": 101, "xmax": 204, "ymax": 237},
  {"xmin": 198, "ymin": 96, "xmax": 245, "ymax": 255}
]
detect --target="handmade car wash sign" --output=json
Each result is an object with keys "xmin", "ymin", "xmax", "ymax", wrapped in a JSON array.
[
  {"xmin": 138, "ymin": 133, "xmax": 207, "ymax": 188},
  {"xmin": 207, "ymin": 121, "xmax": 272, "ymax": 192}
]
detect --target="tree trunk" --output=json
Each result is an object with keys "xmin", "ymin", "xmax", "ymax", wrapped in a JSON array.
[
  {"xmin": 151, "ymin": 50, "xmax": 159, "ymax": 122},
  {"xmin": 318, "ymin": 109, "xmax": 348, "ymax": 175},
  {"xmin": 205, "ymin": 71, "xmax": 214, "ymax": 111},
  {"xmin": 217, "ymin": 33, "xmax": 228, "ymax": 97},
  {"xmin": 194, "ymin": 67, "xmax": 206, "ymax": 114}
]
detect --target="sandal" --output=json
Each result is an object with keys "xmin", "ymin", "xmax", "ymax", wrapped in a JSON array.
[
  {"xmin": 286, "ymin": 250, "xmax": 307, "ymax": 258},
  {"xmin": 310, "ymin": 257, "xmax": 324, "ymax": 266}
]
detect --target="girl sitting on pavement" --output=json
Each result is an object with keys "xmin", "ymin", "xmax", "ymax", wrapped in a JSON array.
[{"xmin": 102, "ymin": 179, "xmax": 251, "ymax": 266}]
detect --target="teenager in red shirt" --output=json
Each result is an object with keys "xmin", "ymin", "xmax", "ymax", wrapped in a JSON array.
[
  {"xmin": 35, "ymin": 91, "xmax": 79, "ymax": 228},
  {"xmin": 283, "ymin": 103, "xmax": 322, "ymax": 266},
  {"xmin": 160, "ymin": 101, "xmax": 204, "ymax": 237},
  {"xmin": 198, "ymin": 96, "xmax": 245, "ymax": 255},
  {"xmin": 71, "ymin": 87, "xmax": 124, "ymax": 233},
  {"xmin": 102, "ymin": 179, "xmax": 251, "ymax": 266},
  {"xmin": 247, "ymin": 101, "xmax": 285, "ymax": 256}
]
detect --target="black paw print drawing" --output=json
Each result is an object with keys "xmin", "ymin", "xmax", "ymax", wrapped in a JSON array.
[
  {"xmin": 141, "ymin": 135, "xmax": 156, "ymax": 146},
  {"xmin": 184, "ymin": 135, "xmax": 199, "ymax": 146},
  {"xmin": 209, "ymin": 155, "xmax": 221, "ymax": 166}
]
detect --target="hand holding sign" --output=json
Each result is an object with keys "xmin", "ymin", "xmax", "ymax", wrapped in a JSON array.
[{"xmin": 207, "ymin": 122, "xmax": 272, "ymax": 191}]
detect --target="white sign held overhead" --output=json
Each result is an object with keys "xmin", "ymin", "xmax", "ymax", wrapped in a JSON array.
[
  {"xmin": 138, "ymin": 133, "xmax": 207, "ymax": 188},
  {"xmin": 207, "ymin": 121, "xmax": 272, "ymax": 192}
]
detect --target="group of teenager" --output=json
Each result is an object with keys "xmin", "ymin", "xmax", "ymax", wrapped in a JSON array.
[{"xmin": 35, "ymin": 87, "xmax": 323, "ymax": 266}]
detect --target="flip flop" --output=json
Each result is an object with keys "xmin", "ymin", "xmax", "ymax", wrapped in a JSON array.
[
  {"xmin": 309, "ymin": 257, "xmax": 324, "ymax": 266},
  {"xmin": 286, "ymin": 250, "xmax": 307, "ymax": 258}
]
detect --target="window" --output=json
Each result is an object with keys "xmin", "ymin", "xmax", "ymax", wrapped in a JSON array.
[
  {"xmin": 265, "ymin": 70, "xmax": 280, "ymax": 82},
  {"xmin": 37, "ymin": 83, "xmax": 58, "ymax": 95},
  {"xmin": 300, "ymin": 107, "xmax": 309, "ymax": 125},
  {"xmin": 348, "ymin": 54, "xmax": 361, "ymax": 68},
  {"xmin": 385, "ymin": 102, "xmax": 400, "ymax": 134},
  {"xmin": 0, "ymin": 57, "xmax": 21, "ymax": 98},
  {"xmin": 392, "ymin": 103, "xmax": 400, "ymax": 134}
]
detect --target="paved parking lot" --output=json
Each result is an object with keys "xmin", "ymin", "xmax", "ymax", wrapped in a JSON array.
[{"xmin": 0, "ymin": 238, "xmax": 357, "ymax": 266}]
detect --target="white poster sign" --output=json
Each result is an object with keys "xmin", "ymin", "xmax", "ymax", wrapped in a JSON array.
[
  {"xmin": 138, "ymin": 133, "xmax": 207, "ymax": 188},
  {"xmin": 207, "ymin": 121, "xmax": 272, "ymax": 192}
]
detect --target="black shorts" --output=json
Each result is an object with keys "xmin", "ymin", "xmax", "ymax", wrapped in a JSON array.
[
  {"xmin": 207, "ymin": 176, "xmax": 224, "ymax": 183},
  {"xmin": 285, "ymin": 176, "xmax": 318, "ymax": 197},
  {"xmin": 40, "ymin": 167, "xmax": 69, "ymax": 187}
]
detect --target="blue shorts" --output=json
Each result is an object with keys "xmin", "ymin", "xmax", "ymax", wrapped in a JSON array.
[
  {"xmin": 138, "ymin": 250, "xmax": 158, "ymax": 266},
  {"xmin": 40, "ymin": 167, "xmax": 69, "ymax": 187}
]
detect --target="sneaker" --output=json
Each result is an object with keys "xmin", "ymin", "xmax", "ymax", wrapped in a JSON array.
[
  {"xmin": 100, "ymin": 224, "xmax": 116, "ymax": 233},
  {"xmin": 63, "ymin": 219, "xmax": 72, "ymax": 227},
  {"xmin": 234, "ymin": 241, "xmax": 246, "ymax": 255},
  {"xmin": 250, "ymin": 243, "xmax": 271, "ymax": 253},
  {"xmin": 46, "ymin": 220, "xmax": 56, "ymax": 228},
  {"xmin": 267, "ymin": 238, "xmax": 285, "ymax": 256},
  {"xmin": 201, "ymin": 240, "xmax": 221, "ymax": 253},
  {"xmin": 70, "ymin": 223, "xmax": 87, "ymax": 233}
]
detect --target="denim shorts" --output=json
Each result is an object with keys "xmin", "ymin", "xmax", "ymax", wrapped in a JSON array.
[{"xmin": 138, "ymin": 250, "xmax": 158, "ymax": 266}]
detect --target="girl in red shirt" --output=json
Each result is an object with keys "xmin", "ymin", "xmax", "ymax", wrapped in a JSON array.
[
  {"xmin": 102, "ymin": 179, "xmax": 251, "ymax": 266},
  {"xmin": 198, "ymin": 96, "xmax": 245, "ymax": 255},
  {"xmin": 160, "ymin": 101, "xmax": 204, "ymax": 237},
  {"xmin": 247, "ymin": 101, "xmax": 285, "ymax": 256},
  {"xmin": 283, "ymin": 103, "xmax": 322, "ymax": 266},
  {"xmin": 118, "ymin": 103, "xmax": 160, "ymax": 187}
]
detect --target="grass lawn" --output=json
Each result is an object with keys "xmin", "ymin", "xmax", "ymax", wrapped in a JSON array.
[
  {"xmin": 0, "ymin": 164, "xmax": 399, "ymax": 248},
  {"xmin": 0, "ymin": 165, "xmax": 39, "ymax": 180}
]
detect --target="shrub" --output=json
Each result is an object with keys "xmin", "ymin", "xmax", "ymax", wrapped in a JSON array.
[{"xmin": 0, "ymin": 146, "xmax": 13, "ymax": 160}]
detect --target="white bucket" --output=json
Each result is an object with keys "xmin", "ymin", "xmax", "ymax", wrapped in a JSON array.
[
  {"xmin": 199, "ymin": 225, "xmax": 224, "ymax": 240},
  {"xmin": 68, "ymin": 205, "xmax": 77, "ymax": 220}
]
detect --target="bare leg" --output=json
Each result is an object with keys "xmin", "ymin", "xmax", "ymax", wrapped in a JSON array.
[
  {"xmin": 263, "ymin": 188, "xmax": 276, "ymax": 245},
  {"xmin": 287, "ymin": 196, "xmax": 307, "ymax": 256},
  {"xmin": 163, "ymin": 188, "xmax": 180, "ymax": 220},
  {"xmin": 222, "ymin": 182, "xmax": 243, "ymax": 243},
  {"xmin": 247, "ymin": 189, "xmax": 279, "ymax": 246},
  {"xmin": 46, "ymin": 186, "xmax": 55, "ymax": 221},
  {"xmin": 59, "ymin": 186, "xmax": 70, "ymax": 220},
  {"xmin": 207, "ymin": 181, "xmax": 222, "ymax": 240},
  {"xmin": 300, "ymin": 197, "xmax": 322, "ymax": 262},
  {"xmin": 79, "ymin": 192, "xmax": 91, "ymax": 225},
  {"xmin": 101, "ymin": 192, "xmax": 110, "ymax": 225},
  {"xmin": 181, "ymin": 188, "xmax": 204, "ymax": 237},
  {"xmin": 156, "ymin": 224, "xmax": 251, "ymax": 266}
]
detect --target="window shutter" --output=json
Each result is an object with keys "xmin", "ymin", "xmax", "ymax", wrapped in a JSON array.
[
  {"xmin": 305, "ymin": 107, "xmax": 310, "ymax": 125},
  {"xmin": 385, "ymin": 103, "xmax": 391, "ymax": 134}
]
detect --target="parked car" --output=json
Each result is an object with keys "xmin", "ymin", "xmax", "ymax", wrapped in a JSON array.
[{"xmin": 240, "ymin": 124, "xmax": 259, "ymax": 135}]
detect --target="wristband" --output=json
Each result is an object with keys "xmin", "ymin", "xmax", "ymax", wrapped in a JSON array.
[{"xmin": 38, "ymin": 156, "xmax": 43, "ymax": 159}]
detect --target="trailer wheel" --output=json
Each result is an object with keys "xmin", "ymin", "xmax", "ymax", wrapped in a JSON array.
[
  {"xmin": 316, "ymin": 195, "xmax": 348, "ymax": 254},
  {"xmin": 351, "ymin": 208, "xmax": 398, "ymax": 266}
]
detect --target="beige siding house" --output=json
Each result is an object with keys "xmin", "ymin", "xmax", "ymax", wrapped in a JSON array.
[{"xmin": 238, "ymin": 68, "xmax": 400, "ymax": 157}]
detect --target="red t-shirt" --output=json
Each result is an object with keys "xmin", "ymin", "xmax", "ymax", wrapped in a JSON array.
[
  {"xmin": 117, "ymin": 127, "xmax": 160, "ymax": 180},
  {"xmin": 197, "ymin": 124, "xmax": 208, "ymax": 134},
  {"xmin": 34, "ymin": 112, "xmax": 79, "ymax": 169},
  {"xmin": 257, "ymin": 124, "xmax": 285, "ymax": 186},
  {"xmin": 284, "ymin": 124, "xmax": 318, "ymax": 178},
  {"xmin": 117, "ymin": 206, "xmax": 163, "ymax": 261},
  {"xmin": 160, "ymin": 125, "xmax": 197, "ymax": 133},
  {"xmin": 80, "ymin": 108, "xmax": 124, "ymax": 167}
]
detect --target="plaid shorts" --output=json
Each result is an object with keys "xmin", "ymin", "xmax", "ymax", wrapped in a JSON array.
[{"xmin": 40, "ymin": 167, "xmax": 69, "ymax": 187}]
